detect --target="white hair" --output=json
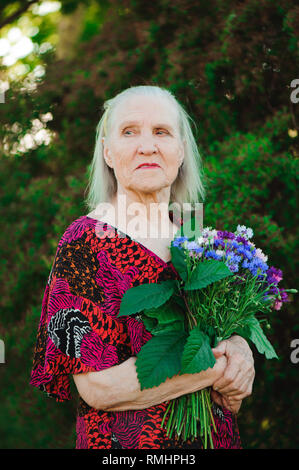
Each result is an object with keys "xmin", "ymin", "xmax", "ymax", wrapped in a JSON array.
[{"xmin": 84, "ymin": 85, "xmax": 206, "ymax": 212}]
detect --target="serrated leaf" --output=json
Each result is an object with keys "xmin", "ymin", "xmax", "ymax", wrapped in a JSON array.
[
  {"xmin": 143, "ymin": 318, "xmax": 185, "ymax": 335},
  {"xmin": 118, "ymin": 280, "xmax": 176, "ymax": 317},
  {"xmin": 169, "ymin": 245, "xmax": 188, "ymax": 282},
  {"xmin": 144, "ymin": 298, "xmax": 185, "ymax": 325},
  {"xmin": 135, "ymin": 331, "xmax": 187, "ymax": 389},
  {"xmin": 181, "ymin": 327, "xmax": 216, "ymax": 374},
  {"xmin": 202, "ymin": 325, "xmax": 218, "ymax": 349},
  {"xmin": 172, "ymin": 294, "xmax": 186, "ymax": 310},
  {"xmin": 142, "ymin": 315, "xmax": 157, "ymax": 333},
  {"xmin": 236, "ymin": 316, "xmax": 278, "ymax": 359},
  {"xmin": 184, "ymin": 260, "xmax": 233, "ymax": 290}
]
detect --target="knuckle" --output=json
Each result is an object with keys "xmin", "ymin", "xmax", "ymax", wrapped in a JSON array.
[
  {"xmin": 224, "ymin": 371, "xmax": 235, "ymax": 383},
  {"xmin": 234, "ymin": 353, "xmax": 243, "ymax": 364},
  {"xmin": 234, "ymin": 385, "xmax": 244, "ymax": 396}
]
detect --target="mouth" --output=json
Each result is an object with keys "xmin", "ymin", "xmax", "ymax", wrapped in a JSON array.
[{"xmin": 136, "ymin": 163, "xmax": 161, "ymax": 169}]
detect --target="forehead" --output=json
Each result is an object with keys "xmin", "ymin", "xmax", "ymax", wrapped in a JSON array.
[{"xmin": 113, "ymin": 95, "xmax": 179, "ymax": 128}]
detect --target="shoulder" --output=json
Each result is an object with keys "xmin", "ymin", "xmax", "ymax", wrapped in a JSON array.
[
  {"xmin": 48, "ymin": 216, "xmax": 98, "ymax": 283},
  {"xmin": 48, "ymin": 216, "xmax": 101, "ymax": 290},
  {"xmin": 57, "ymin": 215, "xmax": 97, "ymax": 251}
]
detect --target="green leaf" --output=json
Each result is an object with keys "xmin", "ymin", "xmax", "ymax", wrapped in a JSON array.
[
  {"xmin": 144, "ymin": 298, "xmax": 185, "ymax": 325},
  {"xmin": 135, "ymin": 331, "xmax": 188, "ymax": 389},
  {"xmin": 118, "ymin": 280, "xmax": 177, "ymax": 316},
  {"xmin": 142, "ymin": 297, "xmax": 186, "ymax": 335},
  {"xmin": 181, "ymin": 327, "xmax": 216, "ymax": 374},
  {"xmin": 235, "ymin": 316, "xmax": 278, "ymax": 359},
  {"xmin": 202, "ymin": 325, "xmax": 218, "ymax": 349},
  {"xmin": 184, "ymin": 260, "xmax": 232, "ymax": 290},
  {"xmin": 172, "ymin": 294, "xmax": 186, "ymax": 310},
  {"xmin": 143, "ymin": 316, "xmax": 184, "ymax": 335},
  {"xmin": 169, "ymin": 245, "xmax": 188, "ymax": 282},
  {"xmin": 141, "ymin": 315, "xmax": 157, "ymax": 333}
]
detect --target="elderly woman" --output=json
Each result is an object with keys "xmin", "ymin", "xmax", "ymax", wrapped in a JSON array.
[{"xmin": 30, "ymin": 85, "xmax": 254, "ymax": 449}]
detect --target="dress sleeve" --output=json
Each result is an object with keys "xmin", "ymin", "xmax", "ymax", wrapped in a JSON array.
[{"xmin": 29, "ymin": 237, "xmax": 131, "ymax": 402}]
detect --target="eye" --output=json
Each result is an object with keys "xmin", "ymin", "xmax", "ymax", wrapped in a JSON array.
[
  {"xmin": 123, "ymin": 129, "xmax": 134, "ymax": 135},
  {"xmin": 156, "ymin": 129, "xmax": 169, "ymax": 135}
]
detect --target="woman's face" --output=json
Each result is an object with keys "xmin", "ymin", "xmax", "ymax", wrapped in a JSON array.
[{"xmin": 102, "ymin": 94, "xmax": 184, "ymax": 199}]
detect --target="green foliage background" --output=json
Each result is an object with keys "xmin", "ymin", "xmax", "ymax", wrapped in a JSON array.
[{"xmin": 0, "ymin": 0, "xmax": 298, "ymax": 449}]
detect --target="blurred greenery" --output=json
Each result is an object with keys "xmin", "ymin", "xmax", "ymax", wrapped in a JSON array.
[{"xmin": 0, "ymin": 0, "xmax": 298, "ymax": 449}]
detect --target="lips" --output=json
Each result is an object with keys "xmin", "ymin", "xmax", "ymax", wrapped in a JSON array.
[{"xmin": 137, "ymin": 163, "xmax": 160, "ymax": 169}]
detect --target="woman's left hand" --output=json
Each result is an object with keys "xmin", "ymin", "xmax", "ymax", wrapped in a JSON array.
[
  {"xmin": 210, "ymin": 390, "xmax": 243, "ymax": 415},
  {"xmin": 211, "ymin": 335, "xmax": 255, "ymax": 401}
]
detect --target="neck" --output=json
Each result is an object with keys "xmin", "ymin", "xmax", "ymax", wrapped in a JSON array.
[{"xmin": 109, "ymin": 188, "xmax": 173, "ymax": 238}]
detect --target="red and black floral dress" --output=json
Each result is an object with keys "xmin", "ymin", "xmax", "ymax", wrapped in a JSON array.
[{"xmin": 29, "ymin": 215, "xmax": 242, "ymax": 449}]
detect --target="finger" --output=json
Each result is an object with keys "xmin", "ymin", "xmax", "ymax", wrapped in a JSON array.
[
  {"xmin": 224, "ymin": 371, "xmax": 255, "ymax": 399},
  {"xmin": 219, "ymin": 394, "xmax": 243, "ymax": 414},
  {"xmin": 224, "ymin": 365, "xmax": 255, "ymax": 396},
  {"xmin": 214, "ymin": 369, "xmax": 244, "ymax": 395},
  {"xmin": 210, "ymin": 390, "xmax": 223, "ymax": 408},
  {"xmin": 212, "ymin": 340, "xmax": 227, "ymax": 359},
  {"xmin": 211, "ymin": 390, "xmax": 242, "ymax": 415},
  {"xmin": 212, "ymin": 361, "xmax": 240, "ymax": 392},
  {"xmin": 227, "ymin": 398, "xmax": 242, "ymax": 415}
]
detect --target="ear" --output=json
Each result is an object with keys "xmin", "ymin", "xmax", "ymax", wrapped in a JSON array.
[{"xmin": 102, "ymin": 138, "xmax": 113, "ymax": 168}]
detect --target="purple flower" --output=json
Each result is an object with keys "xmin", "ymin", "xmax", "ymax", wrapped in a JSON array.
[
  {"xmin": 217, "ymin": 231, "xmax": 236, "ymax": 240},
  {"xmin": 266, "ymin": 266, "xmax": 283, "ymax": 285},
  {"xmin": 264, "ymin": 285, "xmax": 290, "ymax": 310},
  {"xmin": 236, "ymin": 235, "xmax": 250, "ymax": 246},
  {"xmin": 214, "ymin": 239, "xmax": 226, "ymax": 249},
  {"xmin": 278, "ymin": 288, "xmax": 289, "ymax": 303},
  {"xmin": 273, "ymin": 288, "xmax": 289, "ymax": 310},
  {"xmin": 226, "ymin": 263, "xmax": 239, "ymax": 273}
]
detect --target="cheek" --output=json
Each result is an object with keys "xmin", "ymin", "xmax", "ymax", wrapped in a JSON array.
[
  {"xmin": 161, "ymin": 139, "xmax": 181, "ymax": 155},
  {"xmin": 166, "ymin": 145, "xmax": 182, "ymax": 164},
  {"xmin": 111, "ymin": 151, "xmax": 133, "ymax": 180}
]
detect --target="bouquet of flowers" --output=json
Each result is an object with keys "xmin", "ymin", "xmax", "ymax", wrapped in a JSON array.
[{"xmin": 118, "ymin": 221, "xmax": 297, "ymax": 448}]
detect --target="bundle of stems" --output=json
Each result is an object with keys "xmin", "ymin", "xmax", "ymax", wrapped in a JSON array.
[
  {"xmin": 161, "ymin": 272, "xmax": 275, "ymax": 448},
  {"xmin": 161, "ymin": 388, "xmax": 217, "ymax": 448}
]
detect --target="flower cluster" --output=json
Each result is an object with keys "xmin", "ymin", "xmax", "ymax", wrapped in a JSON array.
[{"xmin": 173, "ymin": 225, "xmax": 290, "ymax": 311}]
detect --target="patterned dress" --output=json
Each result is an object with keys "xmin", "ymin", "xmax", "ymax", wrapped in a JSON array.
[{"xmin": 29, "ymin": 214, "xmax": 242, "ymax": 449}]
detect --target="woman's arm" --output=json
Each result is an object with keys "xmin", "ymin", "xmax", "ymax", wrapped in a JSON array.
[{"xmin": 72, "ymin": 355, "xmax": 228, "ymax": 411}]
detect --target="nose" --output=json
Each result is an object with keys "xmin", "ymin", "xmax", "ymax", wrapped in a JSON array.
[{"xmin": 137, "ymin": 133, "xmax": 158, "ymax": 154}]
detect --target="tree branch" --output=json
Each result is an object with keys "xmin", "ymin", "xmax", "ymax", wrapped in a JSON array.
[{"xmin": 0, "ymin": 0, "xmax": 39, "ymax": 30}]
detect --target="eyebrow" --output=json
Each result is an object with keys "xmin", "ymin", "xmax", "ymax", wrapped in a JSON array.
[{"xmin": 119, "ymin": 120, "xmax": 175, "ymax": 132}]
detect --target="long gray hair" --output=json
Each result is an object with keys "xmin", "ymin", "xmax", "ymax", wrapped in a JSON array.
[{"xmin": 84, "ymin": 85, "xmax": 206, "ymax": 212}]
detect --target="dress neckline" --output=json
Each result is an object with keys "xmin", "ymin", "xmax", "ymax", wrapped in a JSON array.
[{"xmin": 85, "ymin": 215, "xmax": 174, "ymax": 267}]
